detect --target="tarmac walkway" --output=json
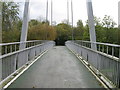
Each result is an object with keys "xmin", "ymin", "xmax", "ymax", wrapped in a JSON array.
[{"xmin": 8, "ymin": 46, "xmax": 103, "ymax": 88}]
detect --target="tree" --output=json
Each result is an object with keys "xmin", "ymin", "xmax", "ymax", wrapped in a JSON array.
[
  {"xmin": 93, "ymin": 17, "xmax": 106, "ymax": 42},
  {"xmin": 83, "ymin": 24, "xmax": 90, "ymax": 41},
  {"xmin": 77, "ymin": 20, "xmax": 83, "ymax": 27},
  {"xmin": 29, "ymin": 19, "xmax": 40, "ymax": 29},
  {"xmin": 94, "ymin": 16, "xmax": 102, "ymax": 26},
  {"xmin": 55, "ymin": 23, "xmax": 72, "ymax": 45},
  {"xmin": 2, "ymin": 29, "xmax": 20, "ymax": 43},
  {"xmin": 2, "ymin": 2, "xmax": 19, "ymax": 31},
  {"xmin": 17, "ymin": 19, "xmax": 22, "ymax": 31},
  {"xmin": 102, "ymin": 15, "xmax": 116, "ymax": 28},
  {"xmin": 28, "ymin": 23, "xmax": 56, "ymax": 40},
  {"xmin": 74, "ymin": 20, "xmax": 85, "ymax": 40},
  {"xmin": 118, "ymin": 28, "xmax": 120, "ymax": 44}
]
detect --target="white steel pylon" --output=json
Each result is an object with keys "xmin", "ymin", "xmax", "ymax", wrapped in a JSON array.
[
  {"xmin": 19, "ymin": 0, "xmax": 30, "ymax": 50},
  {"xmin": 86, "ymin": 0, "xmax": 97, "ymax": 50}
]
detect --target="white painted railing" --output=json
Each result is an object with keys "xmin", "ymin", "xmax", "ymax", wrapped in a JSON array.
[{"xmin": 66, "ymin": 40, "xmax": 120, "ymax": 88}]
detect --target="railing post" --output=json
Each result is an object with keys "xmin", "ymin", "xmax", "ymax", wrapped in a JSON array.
[
  {"xmin": 86, "ymin": 0, "xmax": 97, "ymax": 50},
  {"xmin": 112, "ymin": 47, "xmax": 114, "ymax": 56},
  {"xmin": 19, "ymin": 0, "xmax": 30, "ymax": 50},
  {"xmin": 107, "ymin": 46, "xmax": 109, "ymax": 54}
]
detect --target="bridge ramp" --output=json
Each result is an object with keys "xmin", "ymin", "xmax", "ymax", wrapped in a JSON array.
[{"xmin": 8, "ymin": 46, "xmax": 103, "ymax": 88}]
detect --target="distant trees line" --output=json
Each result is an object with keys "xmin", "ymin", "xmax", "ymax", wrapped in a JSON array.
[{"xmin": 2, "ymin": 1, "xmax": 120, "ymax": 45}]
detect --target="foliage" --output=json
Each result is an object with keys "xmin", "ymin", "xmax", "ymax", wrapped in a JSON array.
[
  {"xmin": 2, "ymin": 2, "xmax": 19, "ymax": 31},
  {"xmin": 102, "ymin": 15, "xmax": 116, "ymax": 28},
  {"xmin": 28, "ymin": 23, "xmax": 56, "ymax": 40},
  {"xmin": 74, "ymin": 20, "xmax": 85, "ymax": 40},
  {"xmin": 2, "ymin": 29, "xmax": 20, "ymax": 43},
  {"xmin": 2, "ymin": 2, "xmax": 119, "ymax": 45},
  {"xmin": 55, "ymin": 23, "xmax": 72, "ymax": 45},
  {"xmin": 83, "ymin": 15, "xmax": 118, "ymax": 44}
]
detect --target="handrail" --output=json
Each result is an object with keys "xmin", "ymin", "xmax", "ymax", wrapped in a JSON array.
[
  {"xmin": 75, "ymin": 40, "xmax": 120, "ymax": 47},
  {"xmin": 66, "ymin": 40, "xmax": 120, "ymax": 88},
  {"xmin": 0, "ymin": 40, "xmax": 49, "ymax": 55},
  {"xmin": 0, "ymin": 40, "xmax": 47, "ymax": 46},
  {"xmin": 74, "ymin": 40, "xmax": 120, "ymax": 58},
  {"xmin": 0, "ymin": 40, "xmax": 55, "ymax": 85}
]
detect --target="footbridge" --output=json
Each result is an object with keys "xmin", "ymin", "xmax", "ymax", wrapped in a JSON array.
[
  {"xmin": 0, "ymin": 40, "xmax": 119, "ymax": 89},
  {"xmin": 0, "ymin": 0, "xmax": 120, "ymax": 89}
]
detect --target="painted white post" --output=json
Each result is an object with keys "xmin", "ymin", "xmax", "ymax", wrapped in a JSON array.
[
  {"xmin": 67, "ymin": 0, "xmax": 69, "ymax": 24},
  {"xmin": 46, "ymin": 0, "xmax": 48, "ymax": 22},
  {"xmin": 19, "ymin": 0, "xmax": 30, "ymax": 50},
  {"xmin": 45, "ymin": 0, "xmax": 49, "ymax": 40},
  {"xmin": 0, "ymin": 2, "xmax": 2, "ymax": 82},
  {"xmin": 71, "ymin": 0, "xmax": 74, "ymax": 40},
  {"xmin": 51, "ymin": 0, "xmax": 53, "ymax": 26},
  {"xmin": 118, "ymin": 1, "xmax": 120, "ymax": 59},
  {"xmin": 118, "ymin": 1, "xmax": 120, "ymax": 60},
  {"xmin": 86, "ymin": 0, "xmax": 97, "ymax": 50},
  {"xmin": 118, "ymin": 2, "xmax": 120, "ymax": 87},
  {"xmin": 118, "ymin": 1, "xmax": 120, "ymax": 28}
]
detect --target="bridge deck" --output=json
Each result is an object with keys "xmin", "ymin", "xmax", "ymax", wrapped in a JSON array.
[{"xmin": 8, "ymin": 46, "xmax": 103, "ymax": 88}]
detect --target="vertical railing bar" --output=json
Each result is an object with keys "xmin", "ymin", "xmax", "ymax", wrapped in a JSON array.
[
  {"xmin": 10, "ymin": 45, "xmax": 12, "ymax": 53},
  {"xmin": 15, "ymin": 44, "xmax": 16, "ymax": 51},
  {"xmin": 112, "ymin": 47, "xmax": 114, "ymax": 56},
  {"xmin": 118, "ymin": 59, "xmax": 120, "ymax": 88},
  {"xmin": 99, "ymin": 44, "xmax": 100, "ymax": 52},
  {"xmin": 32, "ymin": 42, "xmax": 34, "ymax": 46},
  {"xmin": 102, "ymin": 45, "xmax": 104, "ymax": 53},
  {"xmin": 118, "ymin": 47, "xmax": 120, "ymax": 60},
  {"xmin": 116, "ymin": 59, "xmax": 119, "ymax": 87},
  {"xmin": 5, "ymin": 46, "xmax": 7, "ymax": 54},
  {"xmin": 107, "ymin": 46, "xmax": 109, "ymax": 54}
]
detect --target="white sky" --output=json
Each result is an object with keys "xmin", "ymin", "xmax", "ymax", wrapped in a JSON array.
[{"xmin": 19, "ymin": 0, "xmax": 119, "ymax": 26}]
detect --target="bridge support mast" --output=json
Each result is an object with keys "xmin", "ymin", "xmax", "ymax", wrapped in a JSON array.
[
  {"xmin": 19, "ymin": 0, "xmax": 30, "ymax": 50},
  {"xmin": 67, "ymin": 0, "xmax": 69, "ymax": 24},
  {"xmin": 71, "ymin": 0, "xmax": 74, "ymax": 40},
  {"xmin": 86, "ymin": 0, "xmax": 97, "ymax": 50},
  {"xmin": 0, "ymin": 2, "xmax": 2, "ymax": 82},
  {"xmin": 51, "ymin": 0, "xmax": 53, "ymax": 26},
  {"xmin": 118, "ymin": 1, "xmax": 120, "ymax": 88},
  {"xmin": 118, "ymin": 1, "xmax": 120, "ymax": 28}
]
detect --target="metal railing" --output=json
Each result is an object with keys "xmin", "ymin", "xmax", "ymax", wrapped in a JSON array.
[
  {"xmin": 0, "ymin": 40, "xmax": 55, "ymax": 82},
  {"xmin": 74, "ymin": 40, "xmax": 120, "ymax": 58},
  {"xmin": 66, "ymin": 40, "xmax": 120, "ymax": 88},
  {"xmin": 0, "ymin": 40, "xmax": 47, "ymax": 55}
]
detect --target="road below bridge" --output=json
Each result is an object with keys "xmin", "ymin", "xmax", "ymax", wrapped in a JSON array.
[{"xmin": 8, "ymin": 46, "xmax": 103, "ymax": 88}]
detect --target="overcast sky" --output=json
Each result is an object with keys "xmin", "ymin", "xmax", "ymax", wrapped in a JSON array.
[{"xmin": 19, "ymin": 0, "xmax": 119, "ymax": 26}]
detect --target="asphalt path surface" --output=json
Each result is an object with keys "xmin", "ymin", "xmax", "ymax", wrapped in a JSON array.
[{"xmin": 8, "ymin": 46, "xmax": 103, "ymax": 88}]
